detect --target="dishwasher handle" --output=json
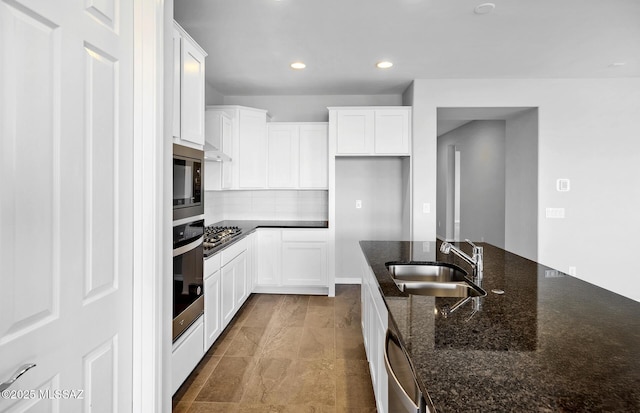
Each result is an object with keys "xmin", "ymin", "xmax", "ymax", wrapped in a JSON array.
[{"xmin": 384, "ymin": 330, "xmax": 425, "ymax": 413}]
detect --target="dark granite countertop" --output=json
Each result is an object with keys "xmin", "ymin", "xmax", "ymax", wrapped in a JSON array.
[
  {"xmin": 204, "ymin": 220, "xmax": 328, "ymax": 257},
  {"xmin": 360, "ymin": 240, "xmax": 640, "ymax": 413}
]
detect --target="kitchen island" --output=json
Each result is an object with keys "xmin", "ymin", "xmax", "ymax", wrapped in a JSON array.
[{"xmin": 360, "ymin": 240, "xmax": 640, "ymax": 412}]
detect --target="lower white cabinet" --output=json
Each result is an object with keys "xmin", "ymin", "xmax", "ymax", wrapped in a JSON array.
[
  {"xmin": 361, "ymin": 249, "xmax": 388, "ymax": 413},
  {"xmin": 255, "ymin": 228, "xmax": 329, "ymax": 293},
  {"xmin": 220, "ymin": 240, "xmax": 248, "ymax": 327},
  {"xmin": 255, "ymin": 229, "xmax": 282, "ymax": 286},
  {"xmin": 171, "ymin": 317, "xmax": 204, "ymax": 394},
  {"xmin": 282, "ymin": 230, "xmax": 327, "ymax": 286},
  {"xmin": 204, "ymin": 270, "xmax": 221, "ymax": 349}
]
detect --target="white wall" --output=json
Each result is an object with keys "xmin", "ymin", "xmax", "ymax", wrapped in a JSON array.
[
  {"xmin": 505, "ymin": 109, "xmax": 538, "ymax": 260},
  {"xmin": 205, "ymin": 82, "xmax": 224, "ymax": 105},
  {"xmin": 409, "ymin": 78, "xmax": 640, "ymax": 301},
  {"xmin": 437, "ymin": 121, "xmax": 507, "ymax": 248},
  {"xmin": 335, "ymin": 158, "xmax": 404, "ymax": 279},
  {"xmin": 223, "ymin": 94, "xmax": 402, "ymax": 122}
]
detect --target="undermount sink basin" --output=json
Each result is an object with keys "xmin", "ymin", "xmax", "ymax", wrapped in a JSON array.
[
  {"xmin": 386, "ymin": 262, "xmax": 486, "ymax": 298},
  {"xmin": 386, "ymin": 262, "xmax": 468, "ymax": 282},
  {"xmin": 396, "ymin": 281, "xmax": 485, "ymax": 298}
]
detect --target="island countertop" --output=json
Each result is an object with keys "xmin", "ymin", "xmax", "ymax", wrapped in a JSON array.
[{"xmin": 359, "ymin": 240, "xmax": 640, "ymax": 412}]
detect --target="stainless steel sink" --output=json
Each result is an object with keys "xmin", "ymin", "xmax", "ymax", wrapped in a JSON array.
[
  {"xmin": 386, "ymin": 262, "xmax": 486, "ymax": 298},
  {"xmin": 396, "ymin": 281, "xmax": 485, "ymax": 298},
  {"xmin": 386, "ymin": 262, "xmax": 468, "ymax": 282}
]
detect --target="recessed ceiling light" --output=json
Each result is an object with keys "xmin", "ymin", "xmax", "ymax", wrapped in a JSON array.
[
  {"xmin": 290, "ymin": 62, "xmax": 306, "ymax": 69},
  {"xmin": 609, "ymin": 62, "xmax": 626, "ymax": 67},
  {"xmin": 474, "ymin": 3, "xmax": 495, "ymax": 14},
  {"xmin": 376, "ymin": 61, "xmax": 393, "ymax": 69}
]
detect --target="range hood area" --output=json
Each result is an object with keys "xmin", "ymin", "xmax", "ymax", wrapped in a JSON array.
[{"xmin": 203, "ymin": 141, "xmax": 231, "ymax": 162}]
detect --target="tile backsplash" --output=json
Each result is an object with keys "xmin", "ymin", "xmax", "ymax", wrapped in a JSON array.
[{"xmin": 205, "ymin": 190, "xmax": 328, "ymax": 225}]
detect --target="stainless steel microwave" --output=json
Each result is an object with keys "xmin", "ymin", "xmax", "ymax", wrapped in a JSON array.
[{"xmin": 173, "ymin": 144, "xmax": 204, "ymax": 221}]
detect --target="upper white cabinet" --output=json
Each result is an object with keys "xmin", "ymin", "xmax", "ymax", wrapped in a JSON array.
[
  {"xmin": 330, "ymin": 107, "xmax": 411, "ymax": 156},
  {"xmin": 267, "ymin": 122, "xmax": 328, "ymax": 189},
  {"xmin": 206, "ymin": 105, "xmax": 269, "ymax": 189},
  {"xmin": 204, "ymin": 109, "xmax": 233, "ymax": 190},
  {"xmin": 173, "ymin": 22, "xmax": 207, "ymax": 147}
]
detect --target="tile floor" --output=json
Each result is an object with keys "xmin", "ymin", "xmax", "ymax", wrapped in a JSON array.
[{"xmin": 172, "ymin": 285, "xmax": 377, "ymax": 413}]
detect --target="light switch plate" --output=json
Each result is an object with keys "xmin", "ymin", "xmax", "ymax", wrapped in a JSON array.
[
  {"xmin": 557, "ymin": 179, "xmax": 570, "ymax": 192},
  {"xmin": 355, "ymin": 200, "xmax": 362, "ymax": 209},
  {"xmin": 422, "ymin": 203, "xmax": 430, "ymax": 213}
]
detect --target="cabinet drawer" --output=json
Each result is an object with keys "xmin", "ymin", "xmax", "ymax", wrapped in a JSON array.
[
  {"xmin": 172, "ymin": 318, "xmax": 204, "ymax": 394},
  {"xmin": 204, "ymin": 252, "xmax": 221, "ymax": 278},
  {"xmin": 281, "ymin": 229, "xmax": 327, "ymax": 242},
  {"xmin": 221, "ymin": 237, "xmax": 247, "ymax": 267}
]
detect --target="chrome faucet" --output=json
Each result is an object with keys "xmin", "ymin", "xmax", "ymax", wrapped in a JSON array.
[{"xmin": 439, "ymin": 239, "xmax": 483, "ymax": 282}]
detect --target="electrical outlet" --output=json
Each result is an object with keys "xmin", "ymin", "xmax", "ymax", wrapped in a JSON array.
[
  {"xmin": 423, "ymin": 203, "xmax": 430, "ymax": 213},
  {"xmin": 568, "ymin": 266, "xmax": 577, "ymax": 276},
  {"xmin": 545, "ymin": 269, "xmax": 564, "ymax": 278},
  {"xmin": 545, "ymin": 207, "xmax": 565, "ymax": 219},
  {"xmin": 355, "ymin": 200, "xmax": 362, "ymax": 209},
  {"xmin": 422, "ymin": 242, "xmax": 430, "ymax": 252}
]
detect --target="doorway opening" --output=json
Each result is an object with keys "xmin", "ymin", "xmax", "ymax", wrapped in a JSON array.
[{"xmin": 436, "ymin": 107, "xmax": 539, "ymax": 261}]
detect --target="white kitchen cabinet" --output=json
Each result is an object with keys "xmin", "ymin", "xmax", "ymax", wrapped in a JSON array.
[
  {"xmin": 255, "ymin": 228, "xmax": 329, "ymax": 293},
  {"xmin": 172, "ymin": 26, "xmax": 181, "ymax": 139},
  {"xmin": 335, "ymin": 110, "xmax": 374, "ymax": 154},
  {"xmin": 268, "ymin": 124, "xmax": 299, "ymax": 188},
  {"xmin": 360, "ymin": 249, "xmax": 388, "ymax": 413},
  {"xmin": 281, "ymin": 230, "xmax": 328, "ymax": 286},
  {"xmin": 172, "ymin": 317, "xmax": 204, "ymax": 394},
  {"xmin": 204, "ymin": 110, "xmax": 233, "ymax": 190},
  {"xmin": 173, "ymin": 22, "xmax": 207, "ymax": 147},
  {"xmin": 206, "ymin": 105, "xmax": 269, "ymax": 189},
  {"xmin": 245, "ymin": 232, "xmax": 256, "ymax": 294},
  {"xmin": 331, "ymin": 107, "xmax": 411, "ymax": 156},
  {"xmin": 267, "ymin": 122, "xmax": 328, "ymax": 189},
  {"xmin": 374, "ymin": 109, "xmax": 410, "ymax": 154},
  {"xmin": 204, "ymin": 270, "xmax": 221, "ymax": 349},
  {"xmin": 204, "ymin": 253, "xmax": 222, "ymax": 350},
  {"xmin": 220, "ymin": 238, "xmax": 248, "ymax": 327},
  {"xmin": 298, "ymin": 124, "xmax": 328, "ymax": 188},
  {"xmin": 255, "ymin": 229, "xmax": 282, "ymax": 286}
]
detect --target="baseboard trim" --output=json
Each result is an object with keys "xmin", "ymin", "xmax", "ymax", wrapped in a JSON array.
[
  {"xmin": 252, "ymin": 285, "xmax": 329, "ymax": 295},
  {"xmin": 335, "ymin": 277, "xmax": 362, "ymax": 285}
]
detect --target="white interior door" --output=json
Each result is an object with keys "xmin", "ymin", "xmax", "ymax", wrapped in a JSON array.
[{"xmin": 1, "ymin": 0, "xmax": 134, "ymax": 411}]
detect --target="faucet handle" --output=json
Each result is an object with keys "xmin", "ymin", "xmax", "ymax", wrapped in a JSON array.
[{"xmin": 464, "ymin": 239, "xmax": 481, "ymax": 250}]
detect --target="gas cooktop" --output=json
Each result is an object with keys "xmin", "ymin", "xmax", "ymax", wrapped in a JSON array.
[{"xmin": 203, "ymin": 225, "xmax": 243, "ymax": 255}]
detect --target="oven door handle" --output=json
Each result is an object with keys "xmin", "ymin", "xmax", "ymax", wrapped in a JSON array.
[{"xmin": 173, "ymin": 236, "xmax": 203, "ymax": 257}]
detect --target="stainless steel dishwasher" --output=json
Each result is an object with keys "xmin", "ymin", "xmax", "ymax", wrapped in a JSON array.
[{"xmin": 384, "ymin": 322, "xmax": 432, "ymax": 413}]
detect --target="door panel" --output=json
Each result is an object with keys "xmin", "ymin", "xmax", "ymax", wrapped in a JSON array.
[{"xmin": 0, "ymin": 0, "xmax": 134, "ymax": 411}]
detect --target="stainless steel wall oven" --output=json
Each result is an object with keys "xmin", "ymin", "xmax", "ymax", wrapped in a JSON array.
[
  {"xmin": 173, "ymin": 144, "xmax": 204, "ymax": 221},
  {"xmin": 172, "ymin": 219, "xmax": 204, "ymax": 341}
]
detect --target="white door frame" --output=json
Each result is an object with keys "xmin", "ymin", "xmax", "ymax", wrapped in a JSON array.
[{"xmin": 132, "ymin": 0, "xmax": 170, "ymax": 411}]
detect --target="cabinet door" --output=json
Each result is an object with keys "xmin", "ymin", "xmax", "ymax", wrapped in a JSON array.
[
  {"xmin": 221, "ymin": 261, "xmax": 236, "ymax": 326},
  {"xmin": 221, "ymin": 115, "xmax": 233, "ymax": 189},
  {"xmin": 255, "ymin": 230, "xmax": 281, "ymax": 286},
  {"xmin": 299, "ymin": 124, "xmax": 328, "ymax": 188},
  {"xmin": 180, "ymin": 37, "xmax": 206, "ymax": 145},
  {"xmin": 268, "ymin": 124, "xmax": 299, "ymax": 188},
  {"xmin": 233, "ymin": 252, "xmax": 247, "ymax": 308},
  {"xmin": 172, "ymin": 27, "xmax": 181, "ymax": 138},
  {"xmin": 336, "ymin": 110, "xmax": 374, "ymax": 154},
  {"xmin": 238, "ymin": 109, "xmax": 267, "ymax": 188},
  {"xmin": 374, "ymin": 109, "xmax": 409, "ymax": 154},
  {"xmin": 282, "ymin": 241, "xmax": 327, "ymax": 286},
  {"xmin": 281, "ymin": 230, "xmax": 327, "ymax": 286},
  {"xmin": 204, "ymin": 271, "xmax": 221, "ymax": 349}
]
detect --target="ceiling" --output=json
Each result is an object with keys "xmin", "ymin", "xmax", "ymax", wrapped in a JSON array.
[{"xmin": 174, "ymin": 0, "xmax": 640, "ymax": 96}]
